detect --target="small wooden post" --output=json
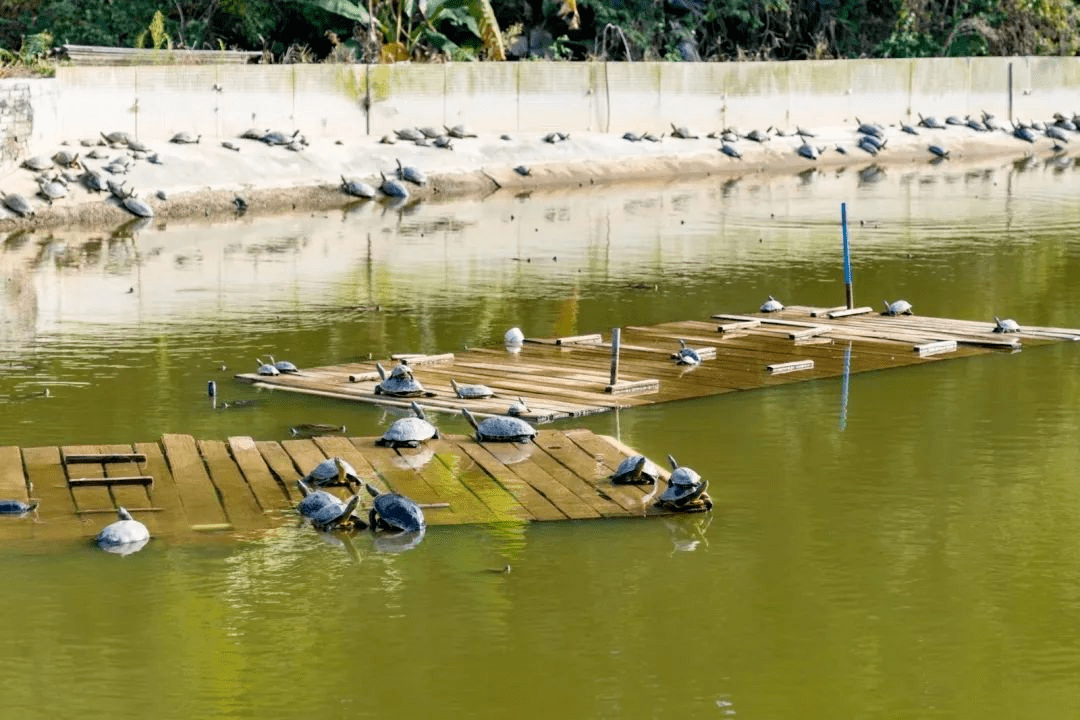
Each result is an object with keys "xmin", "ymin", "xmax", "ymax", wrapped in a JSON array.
[
  {"xmin": 609, "ymin": 327, "xmax": 621, "ymax": 386},
  {"xmin": 842, "ymin": 202, "xmax": 854, "ymax": 309}
]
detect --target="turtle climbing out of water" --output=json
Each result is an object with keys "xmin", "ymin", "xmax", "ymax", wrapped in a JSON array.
[
  {"xmin": 341, "ymin": 175, "xmax": 377, "ymax": 199},
  {"xmin": 760, "ymin": 295, "xmax": 784, "ymax": 313},
  {"xmin": 610, "ymin": 455, "xmax": 661, "ymax": 485},
  {"xmin": 96, "ymin": 506, "xmax": 150, "ymax": 550},
  {"xmin": 993, "ymin": 316, "xmax": 1021, "ymax": 333},
  {"xmin": 374, "ymin": 361, "xmax": 426, "ymax": 397},
  {"xmin": 882, "ymin": 299, "xmax": 913, "ymax": 316},
  {"xmin": 450, "ymin": 379, "xmax": 495, "ymax": 400},
  {"xmin": 719, "ymin": 143, "xmax": 742, "ymax": 159},
  {"xmin": 302, "ymin": 456, "xmax": 361, "ymax": 488},
  {"xmin": 366, "ymin": 483, "xmax": 426, "ymax": 533},
  {"xmin": 0, "ymin": 499, "xmax": 38, "ymax": 515},
  {"xmin": 376, "ymin": 401, "xmax": 440, "ymax": 449},
  {"xmin": 310, "ymin": 492, "xmax": 361, "ymax": 532},
  {"xmin": 673, "ymin": 339, "xmax": 701, "ymax": 366},
  {"xmin": 2, "ymin": 192, "xmax": 34, "ymax": 218},
  {"xmin": 121, "ymin": 192, "xmax": 154, "ymax": 219},
  {"xmin": 462, "ymin": 407, "xmax": 537, "ymax": 444},
  {"xmin": 656, "ymin": 455, "xmax": 712, "ymax": 511},
  {"xmin": 296, "ymin": 478, "xmax": 340, "ymax": 519}
]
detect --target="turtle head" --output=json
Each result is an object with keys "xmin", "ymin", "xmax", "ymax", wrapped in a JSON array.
[
  {"xmin": 667, "ymin": 454, "xmax": 680, "ymax": 471},
  {"xmin": 117, "ymin": 506, "xmax": 134, "ymax": 521},
  {"xmin": 375, "ymin": 362, "xmax": 387, "ymax": 380},
  {"xmin": 461, "ymin": 407, "xmax": 480, "ymax": 431},
  {"xmin": 678, "ymin": 339, "xmax": 688, "ymax": 349},
  {"xmin": 450, "ymin": 379, "xmax": 461, "ymax": 395},
  {"xmin": 364, "ymin": 482, "xmax": 381, "ymax": 499},
  {"xmin": 333, "ymin": 457, "xmax": 350, "ymax": 485},
  {"xmin": 410, "ymin": 401, "xmax": 426, "ymax": 421},
  {"xmin": 630, "ymin": 455, "xmax": 647, "ymax": 481},
  {"xmin": 338, "ymin": 495, "xmax": 360, "ymax": 522}
]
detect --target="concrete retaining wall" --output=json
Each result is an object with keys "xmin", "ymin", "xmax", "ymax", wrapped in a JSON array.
[{"xmin": 5, "ymin": 57, "xmax": 1080, "ymax": 169}]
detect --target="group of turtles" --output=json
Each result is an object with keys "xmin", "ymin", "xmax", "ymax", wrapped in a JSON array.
[
  {"xmin": 294, "ymin": 456, "xmax": 426, "ymax": 535},
  {"xmin": 379, "ymin": 124, "xmax": 477, "ymax": 150},
  {"xmin": 610, "ymin": 453, "xmax": 713, "ymax": 513}
]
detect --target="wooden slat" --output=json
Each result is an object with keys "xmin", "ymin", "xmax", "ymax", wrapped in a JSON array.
[
  {"xmin": 452, "ymin": 441, "xmax": 566, "ymax": 521},
  {"xmin": 526, "ymin": 431, "xmax": 636, "ymax": 517},
  {"xmin": 67, "ymin": 476, "xmax": 153, "ymax": 487},
  {"xmin": 161, "ymin": 434, "xmax": 228, "ymax": 527},
  {"xmin": 343, "ymin": 438, "xmax": 463, "ymax": 524},
  {"xmin": 135, "ymin": 441, "xmax": 188, "ymax": 535},
  {"xmin": 532, "ymin": 431, "xmax": 655, "ymax": 516},
  {"xmin": 767, "ymin": 359, "xmax": 815, "ymax": 374},
  {"xmin": 63, "ymin": 453, "xmax": 147, "ymax": 464},
  {"xmin": 0, "ymin": 447, "xmax": 29, "ymax": 500},
  {"xmin": 61, "ymin": 444, "xmax": 113, "ymax": 512},
  {"xmin": 198, "ymin": 440, "xmax": 266, "ymax": 530},
  {"xmin": 22, "ymin": 446, "xmax": 84, "ymax": 541},
  {"xmin": 479, "ymin": 441, "xmax": 601, "ymax": 520},
  {"xmin": 428, "ymin": 437, "xmax": 531, "ymax": 522},
  {"xmin": 228, "ymin": 436, "xmax": 291, "ymax": 511},
  {"xmin": 254, "ymin": 441, "xmax": 304, "ymax": 503}
]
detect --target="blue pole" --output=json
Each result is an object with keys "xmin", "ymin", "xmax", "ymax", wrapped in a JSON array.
[{"xmin": 842, "ymin": 202, "xmax": 854, "ymax": 309}]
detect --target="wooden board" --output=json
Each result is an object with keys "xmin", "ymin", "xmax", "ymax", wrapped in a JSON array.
[
  {"xmin": 161, "ymin": 434, "xmax": 228, "ymax": 528},
  {"xmin": 198, "ymin": 440, "xmax": 266, "ymax": 530},
  {"xmin": 228, "ymin": 436, "xmax": 291, "ymax": 512}
]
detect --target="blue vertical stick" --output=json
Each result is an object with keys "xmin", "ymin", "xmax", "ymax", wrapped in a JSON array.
[{"xmin": 841, "ymin": 202, "xmax": 854, "ymax": 309}]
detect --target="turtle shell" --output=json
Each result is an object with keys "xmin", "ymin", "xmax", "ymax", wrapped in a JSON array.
[
  {"xmin": 372, "ymin": 492, "xmax": 426, "ymax": 532},
  {"xmin": 302, "ymin": 457, "xmax": 360, "ymax": 487},
  {"xmin": 659, "ymin": 476, "xmax": 708, "ymax": 508},
  {"xmin": 298, "ymin": 488, "xmax": 340, "ymax": 518},
  {"xmin": 451, "ymin": 379, "xmax": 494, "ymax": 399},
  {"xmin": 993, "ymin": 317, "xmax": 1020, "ymax": 333},
  {"xmin": 380, "ymin": 176, "xmax": 410, "ymax": 199},
  {"xmin": 0, "ymin": 499, "xmax": 37, "ymax": 515},
  {"xmin": 760, "ymin": 296, "xmax": 784, "ymax": 313},
  {"xmin": 96, "ymin": 507, "xmax": 150, "ymax": 546},
  {"xmin": 122, "ymin": 196, "xmax": 154, "ymax": 218},
  {"xmin": 375, "ymin": 365, "xmax": 424, "ymax": 396},
  {"xmin": 2, "ymin": 193, "xmax": 34, "ymax": 217},
  {"xmin": 21, "ymin": 156, "xmax": 53, "ymax": 172},
  {"xmin": 310, "ymin": 495, "xmax": 359, "ymax": 530},
  {"xmin": 883, "ymin": 299, "xmax": 912, "ymax": 316},
  {"xmin": 376, "ymin": 417, "xmax": 438, "ymax": 448},
  {"xmin": 611, "ymin": 455, "xmax": 660, "ymax": 485},
  {"xmin": 476, "ymin": 415, "xmax": 537, "ymax": 443}
]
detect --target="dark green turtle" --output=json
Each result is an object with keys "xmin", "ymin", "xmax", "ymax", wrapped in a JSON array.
[
  {"xmin": 462, "ymin": 407, "xmax": 537, "ymax": 443},
  {"xmin": 366, "ymin": 483, "xmax": 425, "ymax": 533},
  {"xmin": 375, "ymin": 401, "xmax": 440, "ymax": 448},
  {"xmin": 296, "ymin": 479, "xmax": 339, "ymax": 518},
  {"xmin": 374, "ymin": 361, "xmax": 425, "ymax": 397},
  {"xmin": 303, "ymin": 486, "xmax": 360, "ymax": 531},
  {"xmin": 610, "ymin": 455, "xmax": 661, "ymax": 485},
  {"xmin": 657, "ymin": 455, "xmax": 712, "ymax": 510},
  {"xmin": 302, "ymin": 456, "xmax": 361, "ymax": 487}
]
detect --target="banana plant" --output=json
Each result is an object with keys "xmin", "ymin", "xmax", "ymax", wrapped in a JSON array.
[{"xmin": 299, "ymin": 0, "xmax": 505, "ymax": 60}]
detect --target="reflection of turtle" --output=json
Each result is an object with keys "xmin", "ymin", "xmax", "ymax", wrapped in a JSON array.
[
  {"xmin": 374, "ymin": 361, "xmax": 425, "ymax": 397},
  {"xmin": 376, "ymin": 401, "xmax": 439, "ymax": 449},
  {"xmin": 610, "ymin": 455, "xmax": 661, "ymax": 485},
  {"xmin": 657, "ymin": 455, "xmax": 712, "ymax": 511},
  {"xmin": 0, "ymin": 499, "xmax": 38, "ymax": 515},
  {"xmin": 301, "ymin": 456, "xmax": 361, "ymax": 488},
  {"xmin": 366, "ymin": 483, "xmax": 426, "ymax": 533},
  {"xmin": 96, "ymin": 506, "xmax": 150, "ymax": 548},
  {"xmin": 462, "ymin": 408, "xmax": 537, "ymax": 443}
]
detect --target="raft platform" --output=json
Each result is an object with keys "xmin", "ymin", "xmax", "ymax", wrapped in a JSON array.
[
  {"xmin": 0, "ymin": 429, "xmax": 687, "ymax": 543},
  {"xmin": 236, "ymin": 305, "xmax": 1080, "ymax": 422}
]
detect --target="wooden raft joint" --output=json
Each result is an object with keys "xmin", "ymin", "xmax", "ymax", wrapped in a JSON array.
[
  {"xmin": 68, "ymin": 475, "xmax": 154, "ymax": 487},
  {"xmin": 786, "ymin": 326, "xmax": 831, "ymax": 340},
  {"xmin": 555, "ymin": 333, "xmax": 603, "ymax": 346},
  {"xmin": 914, "ymin": 340, "xmax": 957, "ymax": 356},
  {"xmin": 63, "ymin": 452, "xmax": 147, "ymax": 464},
  {"xmin": 767, "ymin": 360, "xmax": 815, "ymax": 374},
  {"xmin": 605, "ymin": 379, "xmax": 660, "ymax": 395}
]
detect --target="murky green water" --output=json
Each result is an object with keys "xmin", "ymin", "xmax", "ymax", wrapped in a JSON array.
[{"xmin": 2, "ymin": 155, "xmax": 1080, "ymax": 718}]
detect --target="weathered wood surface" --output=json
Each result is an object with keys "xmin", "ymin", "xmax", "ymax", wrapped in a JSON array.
[
  {"xmin": 235, "ymin": 305, "xmax": 1076, "ymax": 423},
  {"xmin": 0, "ymin": 430, "xmax": 683, "ymax": 544}
]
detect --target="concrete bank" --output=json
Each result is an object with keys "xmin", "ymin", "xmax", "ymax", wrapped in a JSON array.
[{"xmin": 0, "ymin": 57, "xmax": 1077, "ymax": 228}]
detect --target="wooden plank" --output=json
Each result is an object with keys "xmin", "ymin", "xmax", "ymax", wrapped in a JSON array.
[
  {"xmin": 767, "ymin": 359, "xmax": 815, "ymax": 374},
  {"xmin": 97, "ymin": 443, "xmax": 156, "ymax": 533},
  {"xmin": 161, "ymin": 434, "xmax": 229, "ymax": 528},
  {"xmin": 398, "ymin": 438, "xmax": 500, "ymax": 524},
  {"xmin": 343, "ymin": 438, "xmax": 464, "ymax": 525},
  {"xmin": 198, "ymin": 440, "xmax": 267, "ymax": 530},
  {"xmin": 786, "ymin": 326, "xmax": 831, "ymax": 340},
  {"xmin": 718, "ymin": 320, "xmax": 761, "ymax": 333},
  {"xmin": 826, "ymin": 306, "xmax": 875, "ymax": 318},
  {"xmin": 255, "ymin": 441, "xmax": 304, "ymax": 503},
  {"xmin": 535, "ymin": 431, "xmax": 658, "ymax": 513},
  {"xmin": 67, "ymin": 476, "xmax": 153, "ymax": 487},
  {"xmin": 228, "ymin": 436, "xmax": 291, "ymax": 512},
  {"xmin": 605, "ymin": 379, "xmax": 660, "ymax": 395},
  {"xmin": 61, "ymin": 444, "xmax": 113, "ymax": 512},
  {"xmin": 22, "ymin": 446, "xmax": 84, "ymax": 541},
  {"xmin": 0, "ymin": 447, "xmax": 29, "ymax": 500},
  {"xmin": 555, "ymin": 333, "xmax": 604, "ymax": 345},
  {"xmin": 479, "ymin": 441, "xmax": 602, "ymax": 520},
  {"xmin": 531, "ymin": 431, "xmax": 650, "ymax": 516},
  {"xmin": 915, "ymin": 340, "xmax": 958, "ymax": 357},
  {"xmin": 62, "ymin": 453, "xmax": 147, "ymax": 464},
  {"xmin": 135, "ymin": 441, "xmax": 189, "ymax": 535},
  {"xmin": 452, "ymin": 441, "xmax": 567, "ymax": 521},
  {"xmin": 428, "ymin": 437, "xmax": 531, "ymax": 522}
]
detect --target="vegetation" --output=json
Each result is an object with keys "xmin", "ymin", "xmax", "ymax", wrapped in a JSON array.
[{"xmin": 0, "ymin": 0, "xmax": 1078, "ymax": 70}]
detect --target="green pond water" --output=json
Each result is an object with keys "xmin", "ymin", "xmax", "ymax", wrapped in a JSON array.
[{"xmin": 1, "ymin": 154, "xmax": 1079, "ymax": 719}]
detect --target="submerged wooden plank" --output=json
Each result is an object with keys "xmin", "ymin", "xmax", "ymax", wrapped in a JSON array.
[
  {"xmin": 62, "ymin": 444, "xmax": 113, "ymax": 512},
  {"xmin": 479, "ymin": 441, "xmax": 601, "ymax": 520},
  {"xmin": 346, "ymin": 438, "xmax": 463, "ymax": 524},
  {"xmin": 198, "ymin": 440, "xmax": 266, "ymax": 530},
  {"xmin": 0, "ymin": 447, "xmax": 29, "ymax": 500},
  {"xmin": 135, "ymin": 441, "xmax": 188, "ymax": 535},
  {"xmin": 915, "ymin": 340, "xmax": 958, "ymax": 357},
  {"xmin": 22, "ymin": 446, "xmax": 84, "ymax": 541},
  {"xmin": 161, "ymin": 434, "xmax": 228, "ymax": 527},
  {"xmin": 452, "ymin": 440, "xmax": 566, "ymax": 521},
  {"xmin": 228, "ymin": 436, "xmax": 291, "ymax": 511},
  {"xmin": 255, "ymin": 441, "xmax": 304, "ymax": 503},
  {"xmin": 428, "ymin": 437, "xmax": 531, "ymax": 522},
  {"xmin": 97, "ymin": 443, "xmax": 155, "ymax": 533}
]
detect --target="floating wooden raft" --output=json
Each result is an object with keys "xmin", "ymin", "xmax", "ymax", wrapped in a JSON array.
[
  {"xmin": 236, "ymin": 305, "xmax": 1080, "ymax": 422},
  {"xmin": 0, "ymin": 430, "xmax": 685, "ymax": 544}
]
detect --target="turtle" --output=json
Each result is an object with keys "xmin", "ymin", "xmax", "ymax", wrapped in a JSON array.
[
  {"xmin": 918, "ymin": 113, "xmax": 947, "ymax": 130},
  {"xmin": 268, "ymin": 354, "xmax": 299, "ymax": 374},
  {"xmin": 100, "ymin": 130, "xmax": 134, "ymax": 145},
  {"xmin": 670, "ymin": 123, "xmax": 699, "ymax": 139},
  {"xmin": 379, "ymin": 172, "xmax": 410, "ymax": 199},
  {"xmin": 378, "ymin": 135, "xmax": 397, "ymax": 145},
  {"xmin": 882, "ymin": 299, "xmax": 913, "ymax": 316},
  {"xmin": 859, "ymin": 134, "xmax": 886, "ymax": 151},
  {"xmin": 993, "ymin": 316, "xmax": 1021, "ymax": 333},
  {"xmin": 96, "ymin": 506, "xmax": 150, "ymax": 548},
  {"xmin": 305, "ymin": 488, "xmax": 361, "ymax": 532},
  {"xmin": 857, "ymin": 136, "xmax": 880, "ymax": 156},
  {"xmin": 394, "ymin": 127, "xmax": 425, "ymax": 142},
  {"xmin": 1012, "ymin": 124, "xmax": 1037, "ymax": 143},
  {"xmin": 86, "ymin": 148, "xmax": 108, "ymax": 159},
  {"xmin": 1045, "ymin": 125, "xmax": 1070, "ymax": 143},
  {"xmin": 855, "ymin": 118, "xmax": 884, "ymax": 138},
  {"xmin": 21, "ymin": 156, "xmax": 53, "ymax": 172},
  {"xmin": 743, "ymin": 128, "xmax": 770, "ymax": 143},
  {"xmin": 296, "ymin": 478, "xmax": 340, "ymax": 518},
  {"xmin": 462, "ymin": 407, "xmax": 537, "ymax": 443},
  {"xmin": 122, "ymin": 194, "xmax": 154, "ymax": 219},
  {"xmin": 289, "ymin": 423, "xmax": 347, "ymax": 438},
  {"xmin": 673, "ymin": 339, "xmax": 701, "ymax": 366},
  {"xmin": 417, "ymin": 126, "xmax": 442, "ymax": 139},
  {"xmin": 432, "ymin": 136, "xmax": 454, "ymax": 150},
  {"xmin": 900, "ymin": 121, "xmax": 919, "ymax": 135},
  {"xmin": 1030, "ymin": 120, "xmax": 1048, "ymax": 132},
  {"xmin": 514, "ymin": 165, "xmax": 531, "ymax": 176},
  {"xmin": 52, "ymin": 150, "xmax": 80, "ymax": 168},
  {"xmin": 796, "ymin": 142, "xmax": 822, "ymax": 160},
  {"xmin": 450, "ymin": 379, "xmax": 495, "ymax": 399},
  {"xmin": 374, "ymin": 361, "xmax": 425, "ymax": 397},
  {"xmin": 506, "ymin": 397, "xmax": 530, "ymax": 417},
  {"xmin": 0, "ymin": 499, "xmax": 38, "ymax": 515},
  {"xmin": 657, "ymin": 455, "xmax": 712, "ymax": 510},
  {"xmin": 795, "ymin": 126, "xmax": 816, "ymax": 138},
  {"xmin": 720, "ymin": 143, "xmax": 742, "ymax": 159},
  {"xmin": 155, "ymin": 190, "xmax": 169, "ymax": 201},
  {"xmin": 412, "ymin": 137, "xmax": 431, "ymax": 148},
  {"xmin": 261, "ymin": 130, "xmax": 297, "ymax": 146},
  {"xmin": 504, "ymin": 327, "xmax": 525, "ymax": 345},
  {"xmin": 642, "ymin": 132, "xmax": 662, "ymax": 143},
  {"xmin": 240, "ymin": 128, "xmax": 266, "ymax": 140},
  {"xmin": 106, "ymin": 178, "xmax": 128, "ymax": 199},
  {"xmin": 622, "ymin": 131, "xmax": 644, "ymax": 142},
  {"xmin": 928, "ymin": 145, "xmax": 950, "ymax": 159},
  {"xmin": 542, "ymin": 131, "xmax": 565, "ymax": 144},
  {"xmin": 834, "ymin": 144, "xmax": 848, "ymax": 155},
  {"xmin": 127, "ymin": 139, "xmax": 152, "ymax": 153},
  {"xmin": 255, "ymin": 357, "xmax": 280, "ymax": 376},
  {"xmin": 221, "ymin": 141, "xmax": 240, "ymax": 152},
  {"xmin": 37, "ymin": 178, "xmax": 68, "ymax": 204},
  {"xmin": 376, "ymin": 401, "xmax": 440, "ymax": 448},
  {"xmin": 760, "ymin": 295, "xmax": 784, "ymax": 313},
  {"xmin": 396, "ymin": 159, "xmax": 427, "ymax": 186},
  {"xmin": 444, "ymin": 124, "xmax": 478, "ymax": 139},
  {"xmin": 945, "ymin": 115, "xmax": 965, "ymax": 126},
  {"xmin": 982, "ymin": 111, "xmax": 1005, "ymax": 131},
  {"xmin": 2, "ymin": 192, "xmax": 34, "ymax": 218},
  {"xmin": 720, "ymin": 130, "xmax": 739, "ymax": 143},
  {"xmin": 233, "ymin": 196, "xmax": 248, "ymax": 213},
  {"xmin": 301, "ymin": 456, "xmax": 361, "ymax": 488},
  {"xmin": 366, "ymin": 483, "xmax": 425, "ymax": 533},
  {"xmin": 610, "ymin": 455, "xmax": 661, "ymax": 485},
  {"xmin": 965, "ymin": 117, "xmax": 988, "ymax": 132}
]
